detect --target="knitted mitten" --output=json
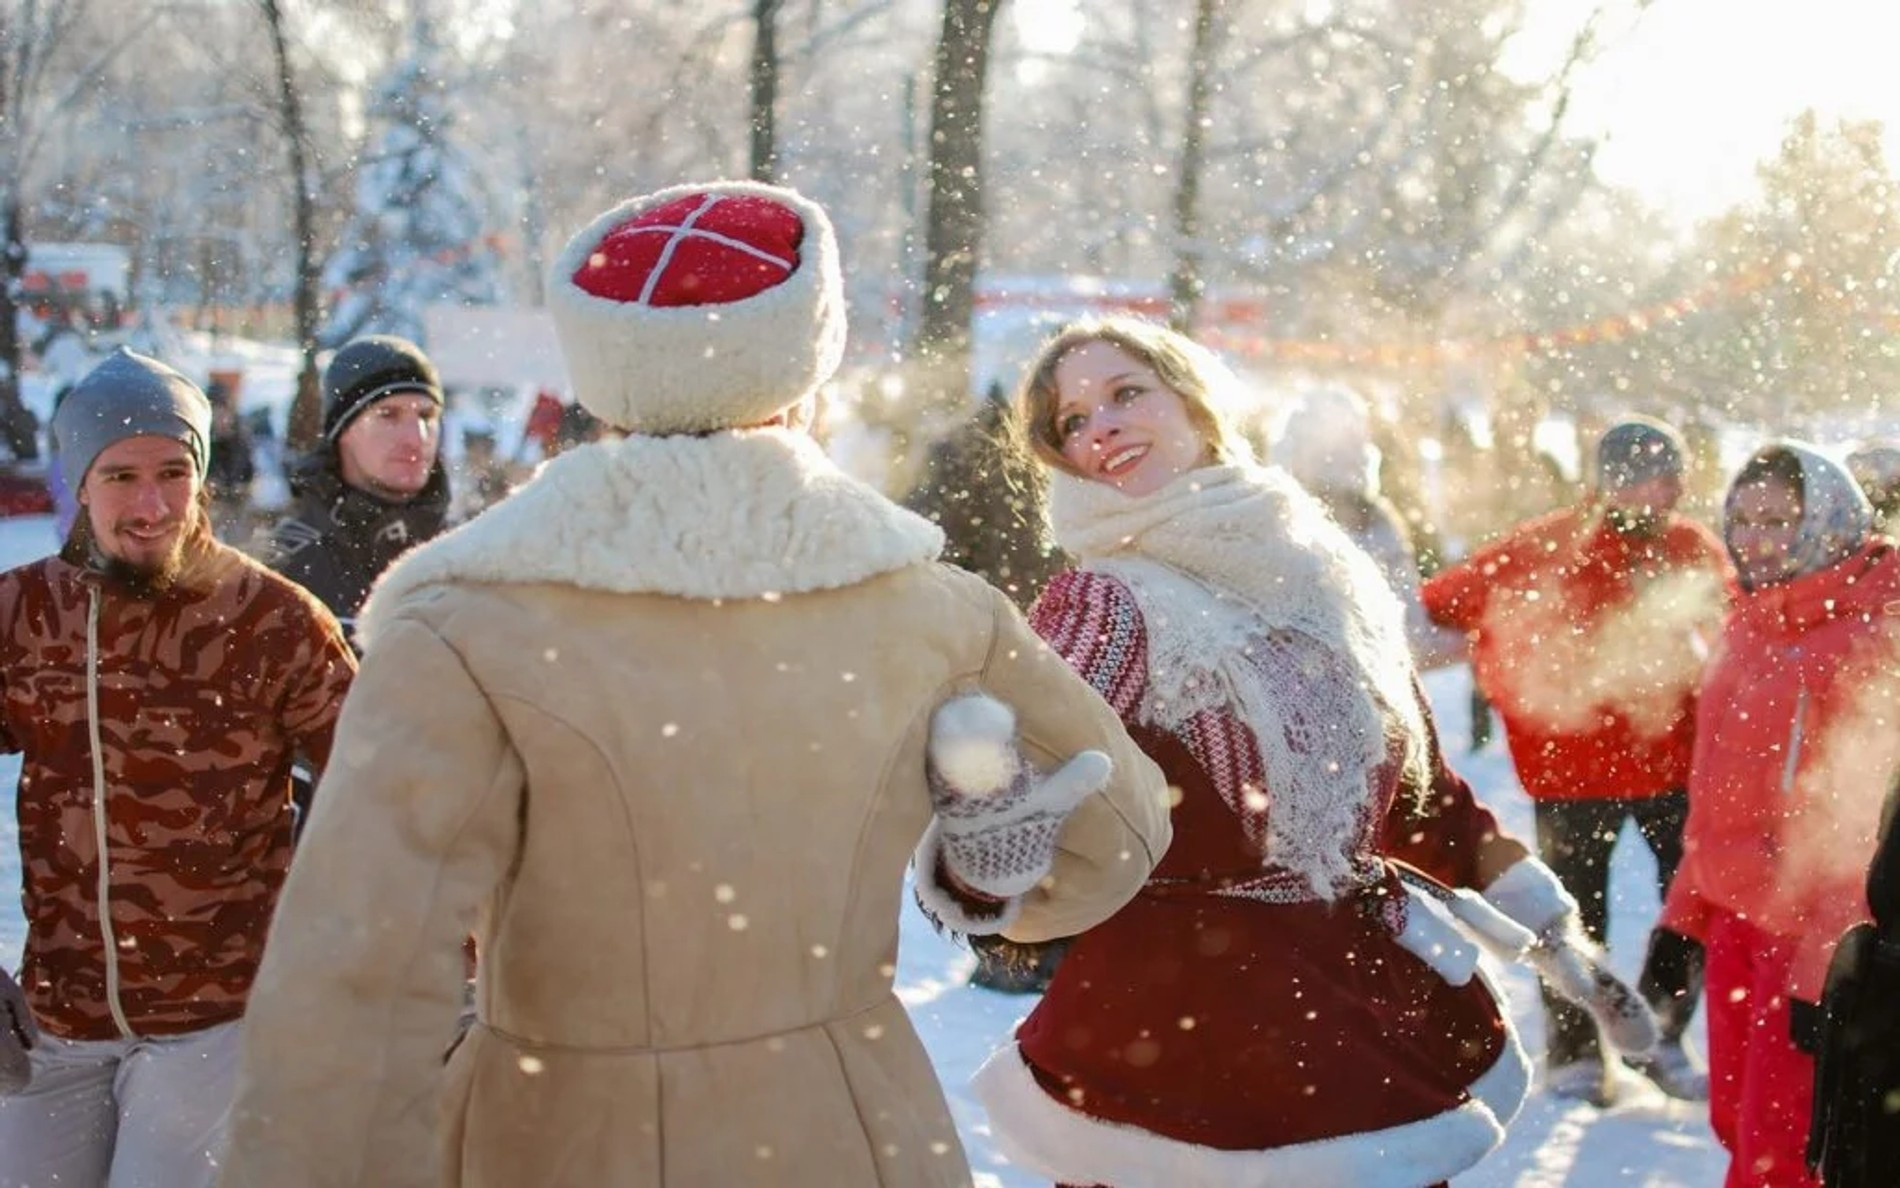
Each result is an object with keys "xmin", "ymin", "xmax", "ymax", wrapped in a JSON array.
[
  {"xmin": 913, "ymin": 694, "xmax": 1111, "ymax": 932},
  {"xmin": 1529, "ymin": 926, "xmax": 1661, "ymax": 1056},
  {"xmin": 1485, "ymin": 856, "xmax": 1658, "ymax": 1056}
]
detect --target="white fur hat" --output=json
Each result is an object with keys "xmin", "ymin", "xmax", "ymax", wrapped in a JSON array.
[{"xmin": 546, "ymin": 180, "xmax": 846, "ymax": 435}]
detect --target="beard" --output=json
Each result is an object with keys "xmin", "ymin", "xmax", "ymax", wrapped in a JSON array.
[
  {"xmin": 98, "ymin": 539, "xmax": 189, "ymax": 597},
  {"xmin": 66, "ymin": 504, "xmax": 203, "ymax": 598},
  {"xmin": 1605, "ymin": 505, "xmax": 1666, "ymax": 538}
]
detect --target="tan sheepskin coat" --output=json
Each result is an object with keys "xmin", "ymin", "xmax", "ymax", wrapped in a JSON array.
[{"xmin": 218, "ymin": 429, "xmax": 1170, "ymax": 1188}]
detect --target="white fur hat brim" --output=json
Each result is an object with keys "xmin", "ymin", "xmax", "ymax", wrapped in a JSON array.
[{"xmin": 547, "ymin": 180, "xmax": 847, "ymax": 435}]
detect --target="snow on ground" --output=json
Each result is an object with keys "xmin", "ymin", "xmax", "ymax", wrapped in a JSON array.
[{"xmin": 0, "ymin": 511, "xmax": 1726, "ymax": 1184}]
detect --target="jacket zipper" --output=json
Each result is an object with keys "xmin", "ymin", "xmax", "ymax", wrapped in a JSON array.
[
  {"xmin": 1780, "ymin": 684, "xmax": 1809, "ymax": 798},
  {"xmin": 86, "ymin": 586, "xmax": 136, "ymax": 1040}
]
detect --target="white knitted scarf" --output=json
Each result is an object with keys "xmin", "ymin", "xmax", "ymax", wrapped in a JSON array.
[{"xmin": 1050, "ymin": 462, "xmax": 1427, "ymax": 896}]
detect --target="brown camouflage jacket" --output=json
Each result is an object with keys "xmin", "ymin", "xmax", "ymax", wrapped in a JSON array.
[{"xmin": 0, "ymin": 532, "xmax": 356, "ymax": 1040}]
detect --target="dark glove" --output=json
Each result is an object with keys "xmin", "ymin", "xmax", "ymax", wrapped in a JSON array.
[
  {"xmin": 1, "ymin": 967, "xmax": 37, "ymax": 1096},
  {"xmin": 1807, "ymin": 923, "xmax": 1900, "ymax": 1185}
]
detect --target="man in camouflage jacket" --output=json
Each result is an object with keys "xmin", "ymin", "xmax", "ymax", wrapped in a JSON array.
[{"xmin": 0, "ymin": 347, "xmax": 356, "ymax": 1188}]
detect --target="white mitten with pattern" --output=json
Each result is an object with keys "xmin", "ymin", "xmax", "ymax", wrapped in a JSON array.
[
  {"xmin": 913, "ymin": 694, "xmax": 1111, "ymax": 932},
  {"xmin": 1528, "ymin": 928, "xmax": 1660, "ymax": 1057},
  {"xmin": 1486, "ymin": 858, "xmax": 1659, "ymax": 1056}
]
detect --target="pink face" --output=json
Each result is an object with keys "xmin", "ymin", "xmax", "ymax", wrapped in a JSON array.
[
  {"xmin": 79, "ymin": 435, "xmax": 201, "ymax": 574},
  {"xmin": 1601, "ymin": 472, "xmax": 1684, "ymax": 535},
  {"xmin": 1053, "ymin": 340, "xmax": 1209, "ymax": 498},
  {"xmin": 1726, "ymin": 477, "xmax": 1803, "ymax": 589},
  {"xmin": 338, "ymin": 393, "xmax": 442, "ymax": 500},
  {"xmin": 1603, "ymin": 473, "xmax": 1683, "ymax": 518}
]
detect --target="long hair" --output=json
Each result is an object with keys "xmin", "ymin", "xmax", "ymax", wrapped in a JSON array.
[{"xmin": 1015, "ymin": 316, "xmax": 1255, "ymax": 476}]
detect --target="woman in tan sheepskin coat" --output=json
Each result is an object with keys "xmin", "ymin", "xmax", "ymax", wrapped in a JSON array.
[{"xmin": 217, "ymin": 182, "xmax": 1171, "ymax": 1188}]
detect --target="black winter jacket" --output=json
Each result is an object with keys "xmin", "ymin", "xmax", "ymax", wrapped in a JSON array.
[
  {"xmin": 265, "ymin": 452, "xmax": 450, "ymax": 638},
  {"xmin": 1803, "ymin": 771, "xmax": 1900, "ymax": 1186}
]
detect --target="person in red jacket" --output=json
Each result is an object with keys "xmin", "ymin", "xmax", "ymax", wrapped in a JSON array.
[
  {"xmin": 1422, "ymin": 417, "xmax": 1736, "ymax": 1104},
  {"xmin": 1663, "ymin": 441, "xmax": 1900, "ymax": 1188}
]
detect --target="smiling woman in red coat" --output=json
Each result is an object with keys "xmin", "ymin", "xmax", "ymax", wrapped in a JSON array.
[
  {"xmin": 1664, "ymin": 441, "xmax": 1900, "ymax": 1188},
  {"xmin": 965, "ymin": 317, "xmax": 1666, "ymax": 1188}
]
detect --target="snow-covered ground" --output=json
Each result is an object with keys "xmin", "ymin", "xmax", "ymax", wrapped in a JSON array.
[{"xmin": 0, "ymin": 510, "xmax": 1726, "ymax": 1185}]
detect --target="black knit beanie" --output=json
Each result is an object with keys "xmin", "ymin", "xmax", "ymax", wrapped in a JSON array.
[{"xmin": 321, "ymin": 335, "xmax": 443, "ymax": 442}]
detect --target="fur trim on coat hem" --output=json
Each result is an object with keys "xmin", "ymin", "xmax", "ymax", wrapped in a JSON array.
[{"xmin": 972, "ymin": 1030, "xmax": 1530, "ymax": 1188}]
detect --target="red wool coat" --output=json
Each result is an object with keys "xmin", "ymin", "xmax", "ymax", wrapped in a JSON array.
[
  {"xmin": 1663, "ymin": 541, "xmax": 1900, "ymax": 1002},
  {"xmin": 1422, "ymin": 506, "xmax": 1734, "ymax": 802},
  {"xmin": 974, "ymin": 571, "xmax": 1534, "ymax": 1188}
]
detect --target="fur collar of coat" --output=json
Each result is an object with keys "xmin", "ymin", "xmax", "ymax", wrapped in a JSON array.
[{"xmin": 355, "ymin": 428, "xmax": 942, "ymax": 650}]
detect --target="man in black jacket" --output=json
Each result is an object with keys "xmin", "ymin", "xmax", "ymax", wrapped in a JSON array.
[{"xmin": 265, "ymin": 335, "xmax": 451, "ymax": 639}]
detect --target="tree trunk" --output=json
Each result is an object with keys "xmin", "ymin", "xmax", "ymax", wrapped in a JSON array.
[
  {"xmin": 1168, "ymin": 0, "xmax": 1220, "ymax": 333},
  {"xmin": 260, "ymin": 0, "xmax": 323, "ymax": 451},
  {"xmin": 0, "ymin": 30, "xmax": 38, "ymax": 462},
  {"xmin": 0, "ymin": 194, "xmax": 36, "ymax": 460},
  {"xmin": 913, "ymin": 0, "xmax": 1003, "ymax": 401},
  {"xmin": 749, "ymin": 0, "xmax": 783, "ymax": 183}
]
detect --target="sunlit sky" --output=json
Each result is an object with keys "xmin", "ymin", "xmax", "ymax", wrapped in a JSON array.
[
  {"xmin": 1012, "ymin": 0, "xmax": 1900, "ymax": 227},
  {"xmin": 1515, "ymin": 0, "xmax": 1900, "ymax": 224}
]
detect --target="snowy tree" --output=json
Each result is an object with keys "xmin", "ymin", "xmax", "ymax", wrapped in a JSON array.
[
  {"xmin": 902, "ymin": 385, "xmax": 1065, "ymax": 609},
  {"xmin": 0, "ymin": 0, "xmax": 143, "ymax": 458},
  {"xmin": 257, "ymin": 0, "xmax": 323, "ymax": 446},
  {"xmin": 1711, "ymin": 112, "xmax": 1900, "ymax": 428},
  {"xmin": 913, "ymin": 0, "xmax": 1003, "ymax": 398},
  {"xmin": 1514, "ymin": 111, "xmax": 1900, "ymax": 448},
  {"xmin": 320, "ymin": 13, "xmax": 501, "ymax": 349},
  {"xmin": 749, "ymin": 0, "xmax": 784, "ymax": 181}
]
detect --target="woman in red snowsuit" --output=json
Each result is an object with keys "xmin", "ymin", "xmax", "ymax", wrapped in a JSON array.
[
  {"xmin": 971, "ymin": 317, "xmax": 1652, "ymax": 1188},
  {"xmin": 1663, "ymin": 442, "xmax": 1900, "ymax": 1188}
]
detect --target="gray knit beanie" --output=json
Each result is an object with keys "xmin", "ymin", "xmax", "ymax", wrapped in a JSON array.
[
  {"xmin": 1595, "ymin": 416, "xmax": 1685, "ymax": 491},
  {"xmin": 53, "ymin": 347, "xmax": 212, "ymax": 486}
]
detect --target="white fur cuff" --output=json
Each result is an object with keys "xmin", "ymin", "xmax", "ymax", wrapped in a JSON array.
[
  {"xmin": 1396, "ymin": 885, "xmax": 1481, "ymax": 986},
  {"xmin": 1483, "ymin": 858, "xmax": 1579, "ymax": 936},
  {"xmin": 1441, "ymin": 888, "xmax": 1537, "ymax": 961},
  {"xmin": 912, "ymin": 818, "xmax": 1022, "ymax": 936}
]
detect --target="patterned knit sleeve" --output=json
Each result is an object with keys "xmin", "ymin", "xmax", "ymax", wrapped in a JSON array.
[
  {"xmin": 1180, "ymin": 707, "xmax": 1273, "ymax": 852},
  {"xmin": 1027, "ymin": 569, "xmax": 1148, "ymax": 722}
]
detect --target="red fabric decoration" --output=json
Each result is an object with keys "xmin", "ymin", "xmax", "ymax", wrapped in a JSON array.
[
  {"xmin": 572, "ymin": 193, "xmax": 804, "ymax": 307},
  {"xmin": 0, "ymin": 472, "xmax": 53, "ymax": 517},
  {"xmin": 523, "ymin": 389, "xmax": 567, "ymax": 450}
]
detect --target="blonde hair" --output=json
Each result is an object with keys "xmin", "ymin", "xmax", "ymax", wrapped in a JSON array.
[{"xmin": 1016, "ymin": 315, "xmax": 1255, "ymax": 476}]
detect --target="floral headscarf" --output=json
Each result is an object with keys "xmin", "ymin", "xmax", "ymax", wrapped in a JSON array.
[{"xmin": 1725, "ymin": 441, "xmax": 1875, "ymax": 588}]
